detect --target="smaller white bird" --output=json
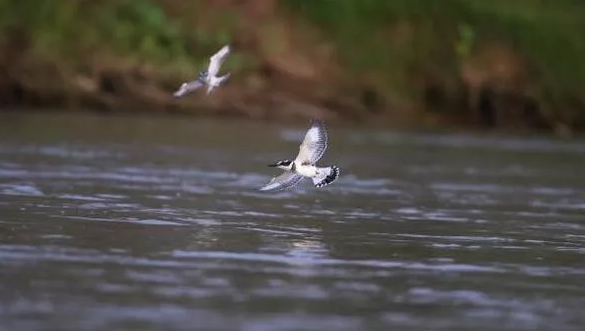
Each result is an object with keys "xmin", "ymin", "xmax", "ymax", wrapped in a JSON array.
[
  {"xmin": 260, "ymin": 119, "xmax": 340, "ymax": 192},
  {"xmin": 174, "ymin": 45, "xmax": 231, "ymax": 97}
]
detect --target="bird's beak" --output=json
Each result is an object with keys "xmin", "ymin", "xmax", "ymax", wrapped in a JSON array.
[{"xmin": 267, "ymin": 163, "xmax": 278, "ymax": 167}]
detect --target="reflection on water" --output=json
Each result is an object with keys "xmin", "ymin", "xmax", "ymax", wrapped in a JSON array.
[{"xmin": 0, "ymin": 113, "xmax": 584, "ymax": 330}]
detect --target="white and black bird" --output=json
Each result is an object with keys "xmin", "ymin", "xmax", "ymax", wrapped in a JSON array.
[
  {"xmin": 260, "ymin": 119, "xmax": 340, "ymax": 192},
  {"xmin": 173, "ymin": 45, "xmax": 231, "ymax": 97}
]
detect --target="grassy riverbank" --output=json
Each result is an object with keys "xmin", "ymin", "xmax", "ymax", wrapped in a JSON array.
[{"xmin": 0, "ymin": 0, "xmax": 583, "ymax": 133}]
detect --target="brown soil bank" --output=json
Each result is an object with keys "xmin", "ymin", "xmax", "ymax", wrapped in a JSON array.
[{"xmin": 0, "ymin": 0, "xmax": 583, "ymax": 135}]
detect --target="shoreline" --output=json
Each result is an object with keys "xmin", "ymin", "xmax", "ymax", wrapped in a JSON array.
[
  {"xmin": 0, "ymin": 1, "xmax": 582, "ymax": 137},
  {"xmin": 0, "ymin": 106, "xmax": 582, "ymax": 140}
]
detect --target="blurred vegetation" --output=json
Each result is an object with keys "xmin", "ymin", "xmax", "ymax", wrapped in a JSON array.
[
  {"xmin": 0, "ymin": 0, "xmax": 584, "ymax": 131},
  {"xmin": 284, "ymin": 0, "xmax": 584, "ymax": 121},
  {"xmin": 0, "ymin": 0, "xmax": 235, "ymax": 73}
]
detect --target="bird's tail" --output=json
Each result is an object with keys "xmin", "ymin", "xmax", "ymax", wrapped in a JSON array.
[{"xmin": 312, "ymin": 165, "xmax": 340, "ymax": 188}]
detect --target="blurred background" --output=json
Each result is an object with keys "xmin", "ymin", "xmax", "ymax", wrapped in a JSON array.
[
  {"xmin": 0, "ymin": 0, "xmax": 584, "ymax": 134},
  {"xmin": 0, "ymin": 0, "xmax": 584, "ymax": 331}
]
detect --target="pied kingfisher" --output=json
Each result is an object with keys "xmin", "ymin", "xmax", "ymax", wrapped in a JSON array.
[
  {"xmin": 260, "ymin": 119, "xmax": 340, "ymax": 192},
  {"xmin": 173, "ymin": 45, "xmax": 231, "ymax": 97}
]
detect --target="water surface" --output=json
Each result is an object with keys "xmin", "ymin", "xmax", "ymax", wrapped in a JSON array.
[{"xmin": 0, "ymin": 113, "xmax": 584, "ymax": 330}]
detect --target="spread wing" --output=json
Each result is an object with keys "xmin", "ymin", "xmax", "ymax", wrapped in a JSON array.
[
  {"xmin": 173, "ymin": 80, "xmax": 203, "ymax": 97},
  {"xmin": 294, "ymin": 119, "xmax": 329, "ymax": 165},
  {"xmin": 207, "ymin": 45, "xmax": 231, "ymax": 77},
  {"xmin": 260, "ymin": 171, "xmax": 304, "ymax": 192}
]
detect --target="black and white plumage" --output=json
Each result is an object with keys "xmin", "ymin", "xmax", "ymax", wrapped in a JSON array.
[
  {"xmin": 259, "ymin": 171, "xmax": 305, "ymax": 192},
  {"xmin": 260, "ymin": 119, "xmax": 340, "ymax": 192},
  {"xmin": 173, "ymin": 45, "xmax": 231, "ymax": 97}
]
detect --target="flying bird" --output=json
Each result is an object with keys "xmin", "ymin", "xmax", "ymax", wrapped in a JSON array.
[
  {"xmin": 260, "ymin": 119, "xmax": 340, "ymax": 192},
  {"xmin": 173, "ymin": 45, "xmax": 231, "ymax": 97}
]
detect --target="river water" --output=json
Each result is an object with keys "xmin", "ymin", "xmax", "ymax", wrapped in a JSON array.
[{"xmin": 0, "ymin": 113, "xmax": 584, "ymax": 330}]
